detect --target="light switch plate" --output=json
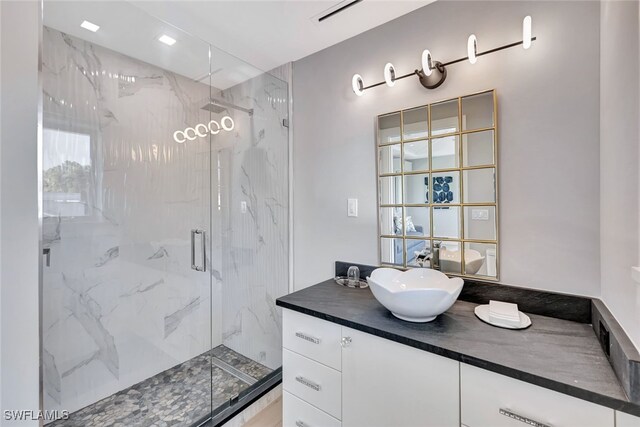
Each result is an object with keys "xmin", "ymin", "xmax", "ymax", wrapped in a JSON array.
[
  {"xmin": 240, "ymin": 201, "xmax": 247, "ymax": 214},
  {"xmin": 471, "ymin": 208, "xmax": 489, "ymax": 220},
  {"xmin": 347, "ymin": 198, "xmax": 358, "ymax": 217}
]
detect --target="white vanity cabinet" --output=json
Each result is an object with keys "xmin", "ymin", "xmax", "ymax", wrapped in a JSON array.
[
  {"xmin": 460, "ymin": 363, "xmax": 614, "ymax": 427},
  {"xmin": 282, "ymin": 308, "xmax": 624, "ymax": 427},
  {"xmin": 617, "ymin": 411, "xmax": 640, "ymax": 427},
  {"xmin": 341, "ymin": 327, "xmax": 459, "ymax": 427},
  {"xmin": 282, "ymin": 309, "xmax": 459, "ymax": 427}
]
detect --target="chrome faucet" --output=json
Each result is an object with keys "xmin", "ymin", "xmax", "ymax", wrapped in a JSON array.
[
  {"xmin": 430, "ymin": 241, "xmax": 441, "ymax": 271},
  {"xmin": 415, "ymin": 242, "xmax": 441, "ymax": 270}
]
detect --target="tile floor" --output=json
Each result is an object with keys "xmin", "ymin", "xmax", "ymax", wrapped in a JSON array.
[{"xmin": 48, "ymin": 345, "xmax": 272, "ymax": 427}]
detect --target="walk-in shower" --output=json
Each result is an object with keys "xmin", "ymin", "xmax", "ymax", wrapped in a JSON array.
[{"xmin": 40, "ymin": 2, "xmax": 289, "ymax": 425}]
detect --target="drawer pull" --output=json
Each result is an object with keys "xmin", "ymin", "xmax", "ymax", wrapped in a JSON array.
[
  {"xmin": 499, "ymin": 409, "xmax": 551, "ymax": 427},
  {"xmin": 295, "ymin": 375, "xmax": 321, "ymax": 391},
  {"xmin": 295, "ymin": 421, "xmax": 307, "ymax": 427},
  {"xmin": 295, "ymin": 331, "xmax": 320, "ymax": 344}
]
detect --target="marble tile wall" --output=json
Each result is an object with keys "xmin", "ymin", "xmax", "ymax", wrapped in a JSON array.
[
  {"xmin": 42, "ymin": 26, "xmax": 290, "ymax": 419},
  {"xmin": 42, "ymin": 28, "xmax": 216, "ymax": 415},
  {"xmin": 211, "ymin": 67, "xmax": 290, "ymax": 370}
]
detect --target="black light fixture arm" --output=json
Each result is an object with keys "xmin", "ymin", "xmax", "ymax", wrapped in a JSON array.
[
  {"xmin": 361, "ymin": 37, "xmax": 536, "ymax": 92},
  {"xmin": 351, "ymin": 16, "xmax": 536, "ymax": 95},
  {"xmin": 441, "ymin": 36, "xmax": 537, "ymax": 67}
]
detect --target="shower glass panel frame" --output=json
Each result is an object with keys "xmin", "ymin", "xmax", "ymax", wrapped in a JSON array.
[{"xmin": 40, "ymin": 2, "xmax": 289, "ymax": 426}]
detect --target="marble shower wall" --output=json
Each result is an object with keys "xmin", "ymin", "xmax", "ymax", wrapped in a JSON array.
[
  {"xmin": 212, "ymin": 67, "xmax": 290, "ymax": 370},
  {"xmin": 42, "ymin": 28, "xmax": 218, "ymax": 415}
]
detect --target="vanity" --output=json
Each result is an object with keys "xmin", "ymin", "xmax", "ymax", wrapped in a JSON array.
[
  {"xmin": 276, "ymin": 87, "xmax": 640, "ymax": 426},
  {"xmin": 276, "ymin": 269, "xmax": 640, "ymax": 427}
]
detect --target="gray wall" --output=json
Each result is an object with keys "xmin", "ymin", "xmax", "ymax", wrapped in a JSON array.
[
  {"xmin": 0, "ymin": 1, "xmax": 40, "ymax": 424},
  {"xmin": 293, "ymin": 0, "xmax": 601, "ymax": 295},
  {"xmin": 599, "ymin": 0, "xmax": 640, "ymax": 349}
]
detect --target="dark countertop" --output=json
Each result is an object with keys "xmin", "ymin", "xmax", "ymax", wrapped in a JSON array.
[{"xmin": 276, "ymin": 279, "xmax": 640, "ymax": 416}]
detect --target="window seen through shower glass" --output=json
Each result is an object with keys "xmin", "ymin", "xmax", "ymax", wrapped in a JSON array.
[
  {"xmin": 41, "ymin": 1, "xmax": 290, "ymax": 425},
  {"xmin": 376, "ymin": 90, "xmax": 498, "ymax": 279},
  {"xmin": 43, "ymin": 128, "xmax": 92, "ymax": 217}
]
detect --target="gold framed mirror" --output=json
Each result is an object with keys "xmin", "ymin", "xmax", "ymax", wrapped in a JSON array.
[{"xmin": 376, "ymin": 89, "xmax": 499, "ymax": 280}]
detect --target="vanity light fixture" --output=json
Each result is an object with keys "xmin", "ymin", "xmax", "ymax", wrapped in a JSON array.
[
  {"xmin": 383, "ymin": 63, "xmax": 396, "ymax": 87},
  {"xmin": 352, "ymin": 74, "xmax": 364, "ymax": 96},
  {"xmin": 351, "ymin": 15, "xmax": 536, "ymax": 95},
  {"xmin": 80, "ymin": 20, "xmax": 100, "ymax": 32},
  {"xmin": 158, "ymin": 34, "xmax": 177, "ymax": 46},
  {"xmin": 421, "ymin": 50, "xmax": 433, "ymax": 77},
  {"xmin": 523, "ymin": 16, "xmax": 532, "ymax": 49},
  {"xmin": 467, "ymin": 34, "xmax": 478, "ymax": 64}
]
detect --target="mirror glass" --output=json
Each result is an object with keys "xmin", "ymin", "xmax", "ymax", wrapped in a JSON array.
[
  {"xmin": 403, "ymin": 107, "xmax": 428, "ymax": 140},
  {"xmin": 405, "ymin": 206, "xmax": 430, "ymax": 238},
  {"xmin": 432, "ymin": 135, "xmax": 459, "ymax": 170},
  {"xmin": 404, "ymin": 173, "xmax": 430, "ymax": 204},
  {"xmin": 379, "ymin": 113, "xmax": 401, "ymax": 144},
  {"xmin": 403, "ymin": 140, "xmax": 429, "ymax": 172},
  {"xmin": 431, "ymin": 99, "xmax": 459, "ymax": 136},
  {"xmin": 464, "ymin": 242, "xmax": 498, "ymax": 278},
  {"xmin": 436, "ymin": 241, "xmax": 463, "ymax": 275},
  {"xmin": 463, "ymin": 168, "xmax": 496, "ymax": 203},
  {"xmin": 433, "ymin": 206, "xmax": 460, "ymax": 239},
  {"xmin": 463, "ymin": 130, "xmax": 494, "ymax": 167},
  {"xmin": 462, "ymin": 92, "xmax": 494, "ymax": 130},
  {"xmin": 380, "ymin": 237, "xmax": 405, "ymax": 266},
  {"xmin": 432, "ymin": 171, "xmax": 460, "ymax": 204},
  {"xmin": 380, "ymin": 207, "xmax": 402, "ymax": 236},
  {"xmin": 407, "ymin": 239, "xmax": 430, "ymax": 267},
  {"xmin": 378, "ymin": 144, "xmax": 402, "ymax": 174},
  {"xmin": 377, "ymin": 90, "xmax": 498, "ymax": 279},
  {"xmin": 379, "ymin": 175, "xmax": 403, "ymax": 205},
  {"xmin": 464, "ymin": 206, "xmax": 497, "ymax": 240}
]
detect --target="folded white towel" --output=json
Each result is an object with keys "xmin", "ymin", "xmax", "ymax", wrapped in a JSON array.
[{"xmin": 489, "ymin": 300, "xmax": 520, "ymax": 327}]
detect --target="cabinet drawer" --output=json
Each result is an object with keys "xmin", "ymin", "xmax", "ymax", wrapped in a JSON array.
[
  {"xmin": 617, "ymin": 411, "xmax": 640, "ymax": 427},
  {"xmin": 283, "ymin": 391, "xmax": 341, "ymax": 427},
  {"xmin": 461, "ymin": 364, "xmax": 614, "ymax": 427},
  {"xmin": 283, "ymin": 348, "xmax": 342, "ymax": 420},
  {"xmin": 283, "ymin": 309, "xmax": 342, "ymax": 370}
]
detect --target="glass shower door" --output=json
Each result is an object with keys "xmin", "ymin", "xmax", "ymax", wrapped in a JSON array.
[{"xmin": 41, "ymin": 2, "xmax": 214, "ymax": 424}]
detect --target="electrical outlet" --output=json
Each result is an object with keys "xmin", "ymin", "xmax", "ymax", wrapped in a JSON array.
[{"xmin": 599, "ymin": 321, "xmax": 610, "ymax": 358}]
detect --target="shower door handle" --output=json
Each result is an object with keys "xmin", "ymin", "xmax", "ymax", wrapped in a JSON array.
[
  {"xmin": 43, "ymin": 247, "xmax": 51, "ymax": 267},
  {"xmin": 190, "ymin": 229, "xmax": 206, "ymax": 272}
]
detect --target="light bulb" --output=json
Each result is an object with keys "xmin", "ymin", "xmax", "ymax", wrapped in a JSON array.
[
  {"xmin": 221, "ymin": 116, "xmax": 235, "ymax": 131},
  {"xmin": 352, "ymin": 74, "xmax": 364, "ymax": 96},
  {"xmin": 523, "ymin": 16, "xmax": 532, "ymax": 49},
  {"xmin": 421, "ymin": 50, "xmax": 433, "ymax": 77},
  {"xmin": 467, "ymin": 34, "xmax": 477, "ymax": 64},
  {"xmin": 384, "ymin": 63, "xmax": 396, "ymax": 87}
]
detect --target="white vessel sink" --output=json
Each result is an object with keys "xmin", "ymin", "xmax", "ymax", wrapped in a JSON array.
[
  {"xmin": 440, "ymin": 248, "xmax": 485, "ymax": 275},
  {"xmin": 367, "ymin": 268, "xmax": 463, "ymax": 322}
]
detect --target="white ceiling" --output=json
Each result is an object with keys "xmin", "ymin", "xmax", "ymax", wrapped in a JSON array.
[
  {"xmin": 43, "ymin": 0, "xmax": 434, "ymax": 89},
  {"xmin": 132, "ymin": 0, "xmax": 434, "ymax": 72}
]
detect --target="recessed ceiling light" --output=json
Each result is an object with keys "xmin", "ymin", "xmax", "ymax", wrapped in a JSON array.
[
  {"xmin": 80, "ymin": 20, "xmax": 100, "ymax": 32},
  {"xmin": 158, "ymin": 35, "xmax": 176, "ymax": 46}
]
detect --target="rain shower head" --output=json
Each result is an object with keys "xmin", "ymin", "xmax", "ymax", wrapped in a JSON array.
[
  {"xmin": 201, "ymin": 98, "xmax": 253, "ymax": 116},
  {"xmin": 201, "ymin": 102, "xmax": 227, "ymax": 114}
]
